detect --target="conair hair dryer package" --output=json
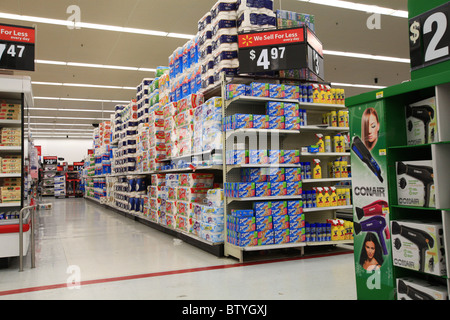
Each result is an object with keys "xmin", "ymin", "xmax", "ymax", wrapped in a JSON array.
[
  {"xmin": 396, "ymin": 160, "xmax": 435, "ymax": 208},
  {"xmin": 396, "ymin": 277, "xmax": 448, "ymax": 300},
  {"xmin": 406, "ymin": 97, "xmax": 438, "ymax": 145},
  {"xmin": 391, "ymin": 220, "xmax": 446, "ymax": 276}
]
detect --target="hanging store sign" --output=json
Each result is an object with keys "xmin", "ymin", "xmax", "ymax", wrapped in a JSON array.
[
  {"xmin": 0, "ymin": 23, "xmax": 35, "ymax": 71},
  {"xmin": 238, "ymin": 27, "xmax": 324, "ymax": 80},
  {"xmin": 409, "ymin": 2, "xmax": 450, "ymax": 71}
]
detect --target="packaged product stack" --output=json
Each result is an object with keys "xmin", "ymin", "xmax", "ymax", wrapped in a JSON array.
[
  {"xmin": 112, "ymin": 105, "xmax": 125, "ymax": 144},
  {"xmin": 276, "ymin": 9, "xmax": 315, "ymax": 31},
  {"xmin": 0, "ymin": 185, "xmax": 21, "ymax": 203},
  {"xmin": 304, "ymin": 218, "xmax": 353, "ymax": 242},
  {"xmin": 93, "ymin": 177, "xmax": 106, "ymax": 202},
  {"xmin": 136, "ymin": 122, "xmax": 150, "ymax": 173},
  {"xmin": 0, "ymin": 177, "xmax": 21, "ymax": 204},
  {"xmin": 112, "ymin": 100, "xmax": 139, "ymax": 175},
  {"xmin": 201, "ymin": 97, "xmax": 223, "ymax": 156},
  {"xmin": 210, "ymin": 0, "xmax": 239, "ymax": 87},
  {"xmin": 199, "ymin": 188, "xmax": 225, "ymax": 243},
  {"xmin": 148, "ymin": 104, "xmax": 165, "ymax": 171},
  {"xmin": 237, "ymin": 0, "xmax": 276, "ymax": 33},
  {"xmin": 227, "ymin": 199, "xmax": 305, "ymax": 246},
  {"xmin": 0, "ymin": 103, "xmax": 21, "ymax": 120},
  {"xmin": 105, "ymin": 176, "xmax": 117, "ymax": 206},
  {"xmin": 169, "ymin": 29, "xmax": 201, "ymax": 103},
  {"xmin": 54, "ymin": 175, "xmax": 65, "ymax": 198},
  {"xmin": 112, "ymin": 176, "xmax": 128, "ymax": 211},
  {"xmin": 125, "ymin": 175, "xmax": 150, "ymax": 216},
  {"xmin": 0, "ymin": 127, "xmax": 21, "ymax": 146},
  {"xmin": 1, "ymin": 155, "xmax": 21, "ymax": 174},
  {"xmin": 148, "ymin": 173, "xmax": 167, "ymax": 224},
  {"xmin": 172, "ymin": 94, "xmax": 204, "ymax": 161},
  {"xmin": 175, "ymin": 173, "xmax": 214, "ymax": 233},
  {"xmin": 225, "ymin": 81, "xmax": 346, "ymax": 105}
]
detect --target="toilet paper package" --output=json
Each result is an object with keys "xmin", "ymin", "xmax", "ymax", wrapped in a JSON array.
[
  {"xmin": 237, "ymin": 10, "xmax": 276, "ymax": 33},
  {"xmin": 206, "ymin": 188, "xmax": 224, "ymax": 207},
  {"xmin": 211, "ymin": 0, "xmax": 238, "ymax": 21}
]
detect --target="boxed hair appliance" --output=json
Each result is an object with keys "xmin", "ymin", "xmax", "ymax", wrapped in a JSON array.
[
  {"xmin": 406, "ymin": 97, "xmax": 438, "ymax": 145},
  {"xmin": 396, "ymin": 160, "xmax": 435, "ymax": 208},
  {"xmin": 391, "ymin": 220, "xmax": 446, "ymax": 276}
]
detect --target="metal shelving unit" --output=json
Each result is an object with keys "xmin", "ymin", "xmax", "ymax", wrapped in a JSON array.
[
  {"xmin": 0, "ymin": 75, "xmax": 33, "ymax": 260},
  {"xmin": 221, "ymin": 74, "xmax": 353, "ymax": 262}
]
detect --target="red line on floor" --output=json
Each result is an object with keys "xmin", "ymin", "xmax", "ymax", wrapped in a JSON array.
[{"xmin": 0, "ymin": 250, "xmax": 353, "ymax": 297}]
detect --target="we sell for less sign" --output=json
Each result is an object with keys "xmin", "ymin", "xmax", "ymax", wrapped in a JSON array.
[
  {"xmin": 0, "ymin": 24, "xmax": 35, "ymax": 71},
  {"xmin": 238, "ymin": 27, "xmax": 324, "ymax": 80}
]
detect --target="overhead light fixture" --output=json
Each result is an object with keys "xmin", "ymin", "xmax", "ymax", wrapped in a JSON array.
[
  {"xmin": 297, "ymin": 0, "xmax": 408, "ymax": 18},
  {"xmin": 34, "ymin": 97, "xmax": 130, "ymax": 104},
  {"xmin": 167, "ymin": 33, "xmax": 195, "ymax": 39},
  {"xmin": 26, "ymin": 128, "xmax": 94, "ymax": 132},
  {"xmin": 31, "ymin": 81, "xmax": 136, "ymax": 90},
  {"xmin": 323, "ymin": 50, "xmax": 410, "ymax": 63},
  {"xmin": 30, "ymin": 135, "xmax": 93, "ymax": 139},
  {"xmin": 35, "ymin": 59, "xmax": 157, "ymax": 73},
  {"xmin": 25, "ymin": 122, "xmax": 95, "ymax": 127},
  {"xmin": 331, "ymin": 82, "xmax": 386, "ymax": 89},
  {"xmin": 0, "ymin": 12, "xmax": 195, "ymax": 39},
  {"xmin": 31, "ymin": 107, "xmax": 115, "ymax": 113},
  {"xmin": 75, "ymin": 22, "xmax": 168, "ymax": 37},
  {"xmin": 26, "ymin": 116, "xmax": 111, "ymax": 121}
]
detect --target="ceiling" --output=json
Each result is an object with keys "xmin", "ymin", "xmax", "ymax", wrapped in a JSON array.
[{"xmin": 0, "ymin": 0, "xmax": 411, "ymax": 138}]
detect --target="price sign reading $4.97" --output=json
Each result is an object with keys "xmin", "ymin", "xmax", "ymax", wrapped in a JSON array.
[
  {"xmin": 238, "ymin": 27, "xmax": 325, "ymax": 80},
  {"xmin": 249, "ymin": 47, "xmax": 286, "ymax": 70},
  {"xmin": 409, "ymin": 2, "xmax": 450, "ymax": 70}
]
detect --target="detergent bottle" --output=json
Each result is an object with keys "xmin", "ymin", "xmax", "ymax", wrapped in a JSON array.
[
  {"xmin": 316, "ymin": 187, "xmax": 324, "ymax": 207},
  {"xmin": 324, "ymin": 136, "xmax": 332, "ymax": 153},
  {"xmin": 312, "ymin": 84, "xmax": 320, "ymax": 103},
  {"xmin": 313, "ymin": 159, "xmax": 322, "ymax": 179},
  {"xmin": 316, "ymin": 134, "xmax": 324, "ymax": 153},
  {"xmin": 330, "ymin": 187, "xmax": 337, "ymax": 206}
]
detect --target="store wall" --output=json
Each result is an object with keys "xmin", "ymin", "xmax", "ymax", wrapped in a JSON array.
[{"xmin": 25, "ymin": 138, "xmax": 93, "ymax": 164}]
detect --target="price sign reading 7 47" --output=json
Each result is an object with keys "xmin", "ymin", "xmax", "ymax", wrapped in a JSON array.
[
  {"xmin": 0, "ymin": 23, "xmax": 35, "ymax": 71},
  {"xmin": 238, "ymin": 27, "xmax": 324, "ymax": 80}
]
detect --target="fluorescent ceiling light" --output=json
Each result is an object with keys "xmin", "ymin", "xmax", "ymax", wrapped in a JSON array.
[
  {"xmin": 76, "ymin": 22, "xmax": 168, "ymax": 37},
  {"xmin": 27, "ymin": 128, "xmax": 94, "ymax": 132},
  {"xmin": 167, "ymin": 33, "xmax": 195, "ymax": 39},
  {"xmin": 31, "ymin": 107, "xmax": 115, "ymax": 113},
  {"xmin": 0, "ymin": 12, "xmax": 193, "ymax": 39},
  {"xmin": 27, "ymin": 116, "xmax": 110, "ymax": 121},
  {"xmin": 297, "ymin": 0, "xmax": 408, "ymax": 18},
  {"xmin": 331, "ymin": 82, "xmax": 386, "ymax": 89},
  {"xmin": 30, "ymin": 135, "xmax": 93, "ymax": 139},
  {"xmin": 323, "ymin": 50, "xmax": 410, "ymax": 63},
  {"xmin": 25, "ymin": 123, "xmax": 95, "ymax": 127},
  {"xmin": 35, "ymin": 59, "xmax": 157, "ymax": 73},
  {"xmin": 34, "ymin": 97, "xmax": 130, "ymax": 104},
  {"xmin": 0, "ymin": 12, "xmax": 72, "ymax": 26},
  {"xmin": 31, "ymin": 81, "xmax": 136, "ymax": 90},
  {"xmin": 35, "ymin": 60, "xmax": 67, "ymax": 66}
]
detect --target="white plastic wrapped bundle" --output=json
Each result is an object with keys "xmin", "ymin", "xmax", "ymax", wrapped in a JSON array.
[{"xmin": 237, "ymin": 0, "xmax": 276, "ymax": 32}]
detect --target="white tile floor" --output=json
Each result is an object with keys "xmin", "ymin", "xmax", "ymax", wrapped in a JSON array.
[{"xmin": 0, "ymin": 198, "xmax": 357, "ymax": 300}]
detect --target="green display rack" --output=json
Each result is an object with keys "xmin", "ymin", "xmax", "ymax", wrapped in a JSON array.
[{"xmin": 346, "ymin": 0, "xmax": 450, "ymax": 300}]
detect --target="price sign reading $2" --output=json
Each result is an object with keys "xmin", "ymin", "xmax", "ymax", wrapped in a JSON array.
[{"xmin": 409, "ymin": 2, "xmax": 450, "ymax": 70}]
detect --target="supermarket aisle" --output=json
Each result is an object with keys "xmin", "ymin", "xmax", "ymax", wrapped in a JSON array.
[{"xmin": 0, "ymin": 198, "xmax": 356, "ymax": 300}]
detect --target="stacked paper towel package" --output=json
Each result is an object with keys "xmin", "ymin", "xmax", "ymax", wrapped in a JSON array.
[
  {"xmin": 145, "ymin": 172, "xmax": 225, "ymax": 243},
  {"xmin": 169, "ymin": 0, "xmax": 280, "ymax": 97}
]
